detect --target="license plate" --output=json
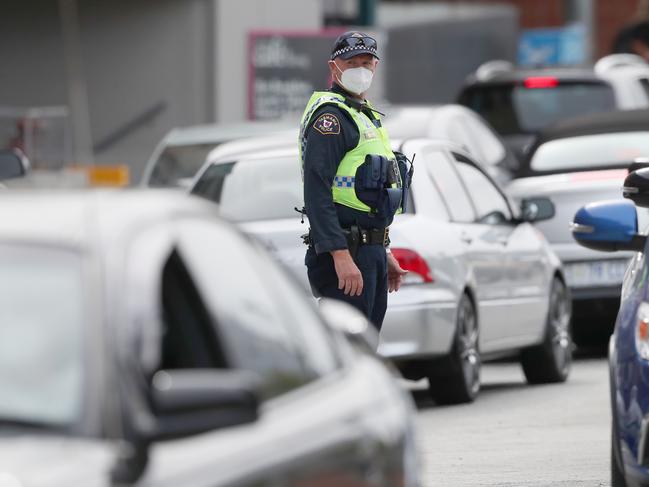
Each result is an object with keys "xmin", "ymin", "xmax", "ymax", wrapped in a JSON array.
[{"xmin": 563, "ymin": 260, "xmax": 629, "ymax": 288}]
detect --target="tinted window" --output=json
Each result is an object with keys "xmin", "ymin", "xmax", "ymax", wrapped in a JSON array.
[
  {"xmin": 176, "ymin": 220, "xmax": 336, "ymax": 399},
  {"xmin": 149, "ymin": 143, "xmax": 217, "ymax": 187},
  {"xmin": 192, "ymin": 156, "xmax": 303, "ymax": 222},
  {"xmin": 640, "ymin": 78, "xmax": 649, "ymax": 99},
  {"xmin": 454, "ymin": 156, "xmax": 511, "ymax": 224},
  {"xmin": 530, "ymin": 132, "xmax": 649, "ymax": 173},
  {"xmin": 424, "ymin": 149, "xmax": 474, "ymax": 222},
  {"xmin": 459, "ymin": 82, "xmax": 616, "ymax": 135},
  {"xmin": 0, "ymin": 246, "xmax": 84, "ymax": 427}
]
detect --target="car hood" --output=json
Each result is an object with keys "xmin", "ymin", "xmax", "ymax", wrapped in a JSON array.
[
  {"xmin": 0, "ymin": 433, "xmax": 114, "ymax": 487},
  {"xmin": 506, "ymin": 169, "xmax": 629, "ymax": 244}
]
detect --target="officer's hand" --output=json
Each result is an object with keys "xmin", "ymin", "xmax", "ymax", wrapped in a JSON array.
[
  {"xmin": 387, "ymin": 252, "xmax": 408, "ymax": 293},
  {"xmin": 331, "ymin": 249, "xmax": 363, "ymax": 296}
]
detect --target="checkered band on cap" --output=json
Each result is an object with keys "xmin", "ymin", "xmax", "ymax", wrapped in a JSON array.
[{"xmin": 330, "ymin": 44, "xmax": 378, "ymax": 60}]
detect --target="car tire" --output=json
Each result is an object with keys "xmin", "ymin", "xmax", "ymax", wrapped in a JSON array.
[
  {"xmin": 612, "ymin": 423, "xmax": 627, "ymax": 487},
  {"xmin": 428, "ymin": 293, "xmax": 480, "ymax": 404},
  {"xmin": 521, "ymin": 276, "xmax": 572, "ymax": 384}
]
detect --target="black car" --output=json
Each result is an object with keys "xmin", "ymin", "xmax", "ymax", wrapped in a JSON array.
[{"xmin": 457, "ymin": 56, "xmax": 649, "ymax": 159}]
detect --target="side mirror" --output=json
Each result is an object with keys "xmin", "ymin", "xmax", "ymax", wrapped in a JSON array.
[
  {"xmin": 628, "ymin": 158, "xmax": 649, "ymax": 174},
  {"xmin": 624, "ymin": 167, "xmax": 649, "ymax": 207},
  {"xmin": 521, "ymin": 197, "xmax": 555, "ymax": 222},
  {"xmin": 0, "ymin": 149, "xmax": 29, "ymax": 180},
  {"xmin": 110, "ymin": 369, "xmax": 261, "ymax": 485},
  {"xmin": 149, "ymin": 369, "xmax": 260, "ymax": 441},
  {"xmin": 571, "ymin": 199, "xmax": 646, "ymax": 252},
  {"xmin": 318, "ymin": 298, "xmax": 379, "ymax": 352}
]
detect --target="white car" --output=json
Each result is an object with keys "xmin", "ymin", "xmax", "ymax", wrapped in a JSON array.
[
  {"xmin": 191, "ymin": 137, "xmax": 571, "ymax": 404},
  {"xmin": 140, "ymin": 121, "xmax": 294, "ymax": 188},
  {"xmin": 383, "ymin": 104, "xmax": 519, "ymax": 184}
]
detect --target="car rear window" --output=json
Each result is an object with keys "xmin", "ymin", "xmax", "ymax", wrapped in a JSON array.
[
  {"xmin": 192, "ymin": 156, "xmax": 303, "ymax": 222},
  {"xmin": 148, "ymin": 143, "xmax": 217, "ymax": 187},
  {"xmin": 458, "ymin": 81, "xmax": 616, "ymax": 135},
  {"xmin": 530, "ymin": 131, "xmax": 649, "ymax": 173}
]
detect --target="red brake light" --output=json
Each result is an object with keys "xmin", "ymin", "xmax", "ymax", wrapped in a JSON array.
[
  {"xmin": 523, "ymin": 76, "xmax": 559, "ymax": 89},
  {"xmin": 391, "ymin": 248, "xmax": 434, "ymax": 284}
]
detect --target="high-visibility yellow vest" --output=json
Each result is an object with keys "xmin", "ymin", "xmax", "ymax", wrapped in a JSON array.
[{"xmin": 299, "ymin": 91, "xmax": 399, "ymax": 213}]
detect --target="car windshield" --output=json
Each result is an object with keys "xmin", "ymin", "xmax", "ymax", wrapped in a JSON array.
[
  {"xmin": 148, "ymin": 143, "xmax": 218, "ymax": 187},
  {"xmin": 530, "ymin": 131, "xmax": 649, "ymax": 173},
  {"xmin": 459, "ymin": 82, "xmax": 616, "ymax": 135},
  {"xmin": 0, "ymin": 246, "xmax": 85, "ymax": 428},
  {"xmin": 192, "ymin": 156, "xmax": 303, "ymax": 222}
]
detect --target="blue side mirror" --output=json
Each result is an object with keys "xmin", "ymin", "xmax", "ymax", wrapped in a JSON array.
[{"xmin": 572, "ymin": 199, "xmax": 646, "ymax": 252}]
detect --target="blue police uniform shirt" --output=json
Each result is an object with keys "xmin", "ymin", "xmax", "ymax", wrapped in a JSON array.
[{"xmin": 303, "ymin": 83, "xmax": 392, "ymax": 255}]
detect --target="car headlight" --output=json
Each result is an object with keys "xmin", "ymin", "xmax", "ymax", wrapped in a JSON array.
[{"xmin": 636, "ymin": 302, "xmax": 649, "ymax": 360}]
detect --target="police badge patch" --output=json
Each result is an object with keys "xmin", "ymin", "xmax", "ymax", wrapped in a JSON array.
[{"xmin": 313, "ymin": 113, "xmax": 341, "ymax": 135}]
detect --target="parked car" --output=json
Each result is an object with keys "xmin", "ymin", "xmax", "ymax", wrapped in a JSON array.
[
  {"xmin": 506, "ymin": 109, "xmax": 649, "ymax": 345},
  {"xmin": 191, "ymin": 137, "xmax": 572, "ymax": 405},
  {"xmin": 457, "ymin": 54, "xmax": 649, "ymax": 158},
  {"xmin": 0, "ymin": 148, "xmax": 29, "ymax": 188},
  {"xmin": 140, "ymin": 120, "xmax": 294, "ymax": 188},
  {"xmin": 382, "ymin": 104, "xmax": 519, "ymax": 184},
  {"xmin": 0, "ymin": 190, "xmax": 419, "ymax": 487},
  {"xmin": 571, "ymin": 168, "xmax": 649, "ymax": 487}
]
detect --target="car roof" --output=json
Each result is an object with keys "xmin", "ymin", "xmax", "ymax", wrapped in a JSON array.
[
  {"xmin": 161, "ymin": 120, "xmax": 296, "ymax": 147},
  {"xmin": 0, "ymin": 190, "xmax": 219, "ymax": 249},
  {"xmin": 534, "ymin": 108, "xmax": 649, "ymax": 144},
  {"xmin": 464, "ymin": 66, "xmax": 601, "ymax": 85}
]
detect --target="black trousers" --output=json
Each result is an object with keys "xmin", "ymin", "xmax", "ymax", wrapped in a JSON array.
[{"xmin": 305, "ymin": 244, "xmax": 388, "ymax": 330}]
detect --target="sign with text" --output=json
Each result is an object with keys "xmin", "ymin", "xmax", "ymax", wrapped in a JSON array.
[{"xmin": 247, "ymin": 29, "xmax": 345, "ymax": 121}]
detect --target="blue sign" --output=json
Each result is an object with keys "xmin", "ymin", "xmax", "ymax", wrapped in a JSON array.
[{"xmin": 518, "ymin": 23, "xmax": 587, "ymax": 67}]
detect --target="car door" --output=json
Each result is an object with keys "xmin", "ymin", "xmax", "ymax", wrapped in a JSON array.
[
  {"xmin": 421, "ymin": 146, "xmax": 509, "ymax": 349},
  {"xmin": 141, "ymin": 216, "xmax": 392, "ymax": 486},
  {"xmin": 452, "ymin": 152, "xmax": 549, "ymax": 345}
]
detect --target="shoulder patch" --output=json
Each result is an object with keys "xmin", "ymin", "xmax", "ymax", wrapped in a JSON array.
[{"xmin": 312, "ymin": 113, "xmax": 341, "ymax": 135}]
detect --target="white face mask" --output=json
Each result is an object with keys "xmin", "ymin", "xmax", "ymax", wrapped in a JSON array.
[{"xmin": 335, "ymin": 65, "xmax": 374, "ymax": 95}]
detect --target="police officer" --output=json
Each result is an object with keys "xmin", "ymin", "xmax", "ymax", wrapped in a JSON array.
[{"xmin": 299, "ymin": 31, "xmax": 409, "ymax": 330}]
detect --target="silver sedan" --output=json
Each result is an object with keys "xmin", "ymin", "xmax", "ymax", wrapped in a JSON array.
[{"xmin": 191, "ymin": 137, "xmax": 572, "ymax": 404}]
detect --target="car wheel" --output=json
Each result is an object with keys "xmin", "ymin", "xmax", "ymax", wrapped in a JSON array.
[
  {"xmin": 521, "ymin": 276, "xmax": 572, "ymax": 384},
  {"xmin": 612, "ymin": 423, "xmax": 627, "ymax": 487},
  {"xmin": 428, "ymin": 293, "xmax": 480, "ymax": 404}
]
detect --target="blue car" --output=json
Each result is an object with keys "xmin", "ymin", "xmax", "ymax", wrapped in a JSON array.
[{"xmin": 572, "ymin": 167, "xmax": 649, "ymax": 487}]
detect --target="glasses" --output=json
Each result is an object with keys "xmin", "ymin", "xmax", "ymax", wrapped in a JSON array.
[
  {"xmin": 338, "ymin": 36, "xmax": 377, "ymax": 50},
  {"xmin": 331, "ymin": 35, "xmax": 378, "ymax": 59}
]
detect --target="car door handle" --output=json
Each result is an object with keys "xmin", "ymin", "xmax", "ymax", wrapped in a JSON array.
[
  {"xmin": 497, "ymin": 236, "xmax": 509, "ymax": 246},
  {"xmin": 461, "ymin": 233, "xmax": 473, "ymax": 245}
]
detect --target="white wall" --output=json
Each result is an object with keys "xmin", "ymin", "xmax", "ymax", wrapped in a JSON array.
[{"xmin": 214, "ymin": 0, "xmax": 322, "ymax": 123}]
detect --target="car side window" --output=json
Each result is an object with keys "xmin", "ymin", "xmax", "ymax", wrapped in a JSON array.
[
  {"xmin": 463, "ymin": 114, "xmax": 506, "ymax": 166},
  {"xmin": 640, "ymin": 78, "xmax": 649, "ymax": 100},
  {"xmin": 423, "ymin": 148, "xmax": 475, "ymax": 223},
  {"xmin": 453, "ymin": 153, "xmax": 512, "ymax": 224},
  {"xmin": 160, "ymin": 249, "xmax": 228, "ymax": 369},
  {"xmin": 175, "ymin": 218, "xmax": 338, "ymax": 400}
]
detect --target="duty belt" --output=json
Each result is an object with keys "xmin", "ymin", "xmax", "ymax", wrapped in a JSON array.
[
  {"xmin": 348, "ymin": 226, "xmax": 390, "ymax": 246},
  {"xmin": 302, "ymin": 226, "xmax": 390, "ymax": 249}
]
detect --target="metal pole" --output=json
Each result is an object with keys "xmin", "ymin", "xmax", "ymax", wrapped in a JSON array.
[
  {"xmin": 358, "ymin": 0, "xmax": 376, "ymax": 26},
  {"xmin": 59, "ymin": 0, "xmax": 94, "ymax": 164},
  {"xmin": 564, "ymin": 0, "xmax": 595, "ymax": 64}
]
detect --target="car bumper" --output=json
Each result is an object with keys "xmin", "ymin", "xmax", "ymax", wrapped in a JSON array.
[
  {"xmin": 550, "ymin": 242, "xmax": 632, "ymax": 299},
  {"xmin": 378, "ymin": 285, "xmax": 456, "ymax": 360}
]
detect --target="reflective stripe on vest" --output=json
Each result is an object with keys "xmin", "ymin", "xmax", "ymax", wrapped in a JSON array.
[{"xmin": 299, "ymin": 91, "xmax": 397, "ymax": 213}]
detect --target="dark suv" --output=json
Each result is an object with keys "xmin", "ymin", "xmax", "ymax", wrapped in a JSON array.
[{"xmin": 457, "ymin": 55, "xmax": 649, "ymax": 162}]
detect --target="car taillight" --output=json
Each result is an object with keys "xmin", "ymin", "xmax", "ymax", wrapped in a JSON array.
[
  {"xmin": 636, "ymin": 302, "xmax": 649, "ymax": 360},
  {"xmin": 391, "ymin": 248, "xmax": 434, "ymax": 284},
  {"xmin": 523, "ymin": 76, "xmax": 559, "ymax": 89}
]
